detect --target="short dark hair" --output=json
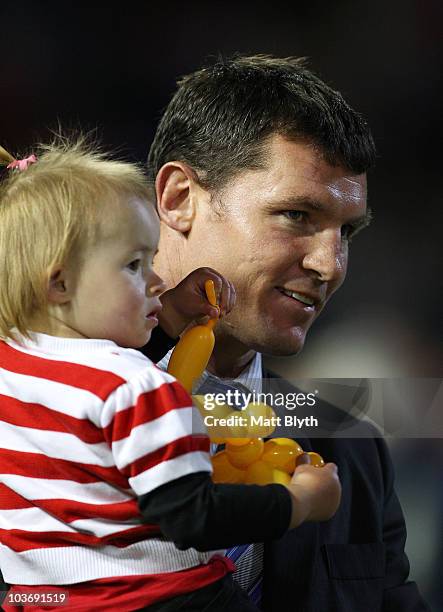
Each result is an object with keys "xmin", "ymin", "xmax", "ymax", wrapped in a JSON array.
[{"xmin": 148, "ymin": 54, "xmax": 376, "ymax": 191}]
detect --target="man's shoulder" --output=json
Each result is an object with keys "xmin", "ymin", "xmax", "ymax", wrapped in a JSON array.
[{"xmin": 262, "ymin": 366, "xmax": 383, "ymax": 441}]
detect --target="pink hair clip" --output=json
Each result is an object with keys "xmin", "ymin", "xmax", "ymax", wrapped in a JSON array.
[{"xmin": 7, "ymin": 154, "xmax": 38, "ymax": 172}]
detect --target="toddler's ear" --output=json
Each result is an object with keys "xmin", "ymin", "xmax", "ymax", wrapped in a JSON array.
[{"xmin": 47, "ymin": 266, "xmax": 72, "ymax": 304}]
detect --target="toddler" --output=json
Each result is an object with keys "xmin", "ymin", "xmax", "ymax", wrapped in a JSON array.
[{"xmin": 0, "ymin": 137, "xmax": 340, "ymax": 611}]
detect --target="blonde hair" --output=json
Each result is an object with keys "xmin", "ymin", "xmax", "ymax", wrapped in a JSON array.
[{"xmin": 0, "ymin": 135, "xmax": 152, "ymax": 340}]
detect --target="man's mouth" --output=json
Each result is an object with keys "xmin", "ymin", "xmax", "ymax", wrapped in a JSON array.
[{"xmin": 277, "ymin": 287, "xmax": 316, "ymax": 307}]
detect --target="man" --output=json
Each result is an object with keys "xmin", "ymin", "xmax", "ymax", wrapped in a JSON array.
[{"xmin": 148, "ymin": 55, "xmax": 429, "ymax": 611}]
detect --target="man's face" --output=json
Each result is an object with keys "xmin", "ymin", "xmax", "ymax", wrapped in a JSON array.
[{"xmin": 172, "ymin": 135, "xmax": 368, "ymax": 356}]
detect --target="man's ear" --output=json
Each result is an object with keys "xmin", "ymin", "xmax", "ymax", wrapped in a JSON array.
[
  {"xmin": 47, "ymin": 266, "xmax": 73, "ymax": 304},
  {"xmin": 155, "ymin": 162, "xmax": 201, "ymax": 233}
]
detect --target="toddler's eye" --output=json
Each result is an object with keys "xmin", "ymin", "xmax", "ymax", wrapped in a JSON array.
[{"xmin": 127, "ymin": 259, "xmax": 141, "ymax": 272}]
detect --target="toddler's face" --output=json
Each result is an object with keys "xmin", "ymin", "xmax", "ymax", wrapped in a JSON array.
[{"xmin": 67, "ymin": 197, "xmax": 165, "ymax": 347}]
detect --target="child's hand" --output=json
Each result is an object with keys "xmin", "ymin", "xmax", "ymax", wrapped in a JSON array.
[
  {"xmin": 158, "ymin": 267, "xmax": 236, "ymax": 338},
  {"xmin": 286, "ymin": 460, "xmax": 342, "ymax": 529}
]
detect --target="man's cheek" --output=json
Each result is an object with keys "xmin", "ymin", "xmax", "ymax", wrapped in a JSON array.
[
  {"xmin": 328, "ymin": 262, "xmax": 347, "ymax": 298},
  {"xmin": 334, "ymin": 248, "xmax": 348, "ymax": 282}
]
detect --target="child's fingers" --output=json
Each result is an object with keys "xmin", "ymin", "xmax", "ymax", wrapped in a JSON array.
[
  {"xmin": 219, "ymin": 280, "xmax": 236, "ymax": 316},
  {"xmin": 209, "ymin": 306, "xmax": 220, "ymax": 318},
  {"xmin": 196, "ymin": 268, "xmax": 222, "ymax": 304},
  {"xmin": 218, "ymin": 285, "xmax": 228, "ymax": 315},
  {"xmin": 197, "ymin": 304, "xmax": 219, "ymax": 320},
  {"xmin": 228, "ymin": 280, "xmax": 236, "ymax": 313},
  {"xmin": 202, "ymin": 270, "xmax": 228, "ymax": 312},
  {"xmin": 216, "ymin": 281, "xmax": 225, "ymax": 312},
  {"xmin": 189, "ymin": 267, "xmax": 235, "ymax": 316},
  {"xmin": 294, "ymin": 452, "xmax": 311, "ymax": 467}
]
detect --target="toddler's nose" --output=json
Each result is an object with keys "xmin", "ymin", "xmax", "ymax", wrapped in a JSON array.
[{"xmin": 148, "ymin": 270, "xmax": 166, "ymax": 297}]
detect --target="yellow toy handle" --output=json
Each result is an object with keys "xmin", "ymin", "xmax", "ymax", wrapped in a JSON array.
[
  {"xmin": 204, "ymin": 278, "xmax": 217, "ymax": 307},
  {"xmin": 204, "ymin": 279, "xmax": 219, "ymax": 330},
  {"xmin": 167, "ymin": 279, "xmax": 219, "ymax": 392}
]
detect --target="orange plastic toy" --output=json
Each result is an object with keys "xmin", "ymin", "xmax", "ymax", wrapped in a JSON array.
[
  {"xmin": 211, "ymin": 437, "xmax": 324, "ymax": 485},
  {"xmin": 167, "ymin": 279, "xmax": 219, "ymax": 392},
  {"xmin": 166, "ymin": 277, "xmax": 325, "ymax": 484}
]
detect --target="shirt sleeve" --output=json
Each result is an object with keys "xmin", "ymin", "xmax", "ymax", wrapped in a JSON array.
[
  {"xmin": 138, "ymin": 471, "xmax": 292, "ymax": 552},
  {"xmin": 100, "ymin": 367, "xmax": 212, "ymax": 496}
]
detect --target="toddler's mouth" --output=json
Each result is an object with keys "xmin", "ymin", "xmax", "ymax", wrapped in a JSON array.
[{"xmin": 146, "ymin": 305, "xmax": 162, "ymax": 319}]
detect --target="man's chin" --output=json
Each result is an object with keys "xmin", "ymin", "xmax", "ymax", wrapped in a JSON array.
[
  {"xmin": 217, "ymin": 319, "xmax": 307, "ymax": 357},
  {"xmin": 248, "ymin": 332, "xmax": 306, "ymax": 357}
]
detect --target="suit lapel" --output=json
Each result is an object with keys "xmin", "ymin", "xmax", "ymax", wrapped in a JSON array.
[{"xmin": 262, "ymin": 367, "xmax": 319, "ymax": 608}]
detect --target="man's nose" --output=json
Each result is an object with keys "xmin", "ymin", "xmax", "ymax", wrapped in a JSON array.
[
  {"xmin": 147, "ymin": 270, "xmax": 167, "ymax": 297},
  {"xmin": 301, "ymin": 229, "xmax": 346, "ymax": 283}
]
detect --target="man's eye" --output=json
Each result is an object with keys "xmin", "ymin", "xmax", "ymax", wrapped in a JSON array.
[
  {"xmin": 127, "ymin": 259, "xmax": 141, "ymax": 272},
  {"xmin": 282, "ymin": 210, "xmax": 305, "ymax": 222}
]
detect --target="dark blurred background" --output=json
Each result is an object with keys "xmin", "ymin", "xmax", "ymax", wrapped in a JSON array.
[{"xmin": 1, "ymin": 0, "xmax": 442, "ymax": 607}]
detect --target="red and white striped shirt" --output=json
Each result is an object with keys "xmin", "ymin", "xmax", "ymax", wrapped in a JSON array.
[{"xmin": 0, "ymin": 332, "xmax": 222, "ymax": 594}]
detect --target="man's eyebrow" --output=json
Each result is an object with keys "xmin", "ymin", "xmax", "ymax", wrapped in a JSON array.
[
  {"xmin": 270, "ymin": 195, "xmax": 373, "ymax": 226},
  {"xmin": 271, "ymin": 195, "xmax": 327, "ymax": 212}
]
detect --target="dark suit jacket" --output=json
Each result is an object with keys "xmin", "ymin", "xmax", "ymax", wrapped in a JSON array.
[{"xmin": 261, "ymin": 369, "xmax": 430, "ymax": 612}]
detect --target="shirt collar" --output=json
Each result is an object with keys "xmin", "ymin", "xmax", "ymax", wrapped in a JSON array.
[{"xmin": 157, "ymin": 349, "xmax": 262, "ymax": 394}]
